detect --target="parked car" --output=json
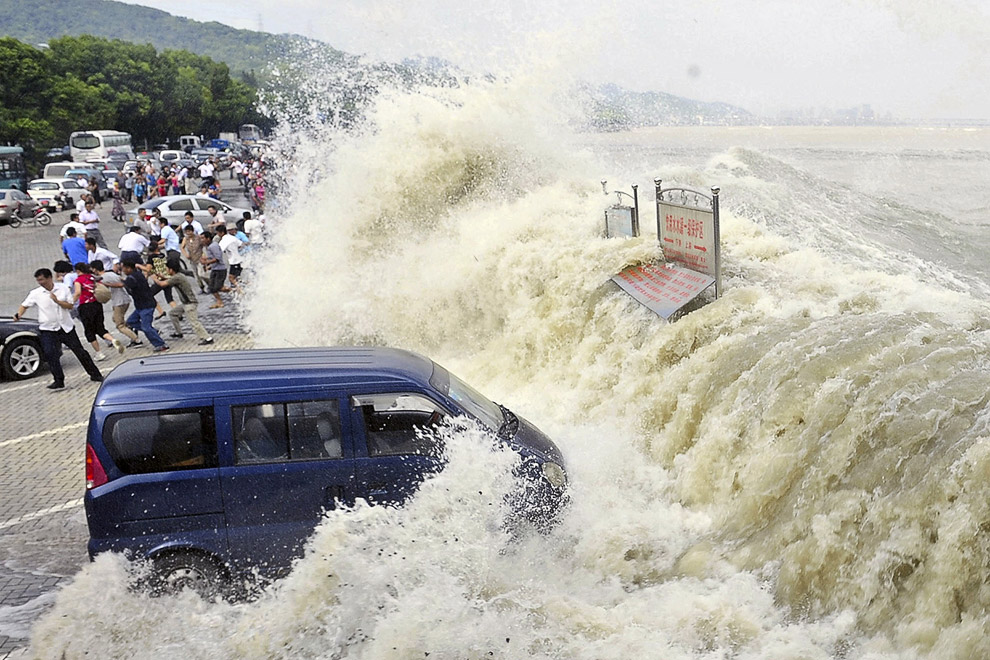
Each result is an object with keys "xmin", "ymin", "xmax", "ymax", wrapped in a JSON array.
[
  {"xmin": 84, "ymin": 347, "xmax": 568, "ymax": 595},
  {"xmin": 132, "ymin": 154, "xmax": 162, "ymax": 172},
  {"xmin": 0, "ymin": 316, "xmax": 43, "ymax": 380},
  {"xmin": 128, "ymin": 195, "xmax": 251, "ymax": 226},
  {"xmin": 0, "ymin": 189, "xmax": 40, "ymax": 225},
  {"xmin": 190, "ymin": 148, "xmax": 222, "ymax": 165},
  {"xmin": 65, "ymin": 168, "xmax": 107, "ymax": 195},
  {"xmin": 27, "ymin": 178, "xmax": 85, "ymax": 211},
  {"xmin": 43, "ymin": 161, "xmax": 93, "ymax": 179},
  {"xmin": 101, "ymin": 170, "xmax": 120, "ymax": 192},
  {"xmin": 44, "ymin": 146, "xmax": 70, "ymax": 160},
  {"xmin": 159, "ymin": 150, "xmax": 185, "ymax": 165},
  {"xmin": 85, "ymin": 158, "xmax": 128, "ymax": 173}
]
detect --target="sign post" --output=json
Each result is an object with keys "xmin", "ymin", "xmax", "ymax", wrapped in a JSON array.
[{"xmin": 601, "ymin": 180, "xmax": 640, "ymax": 238}]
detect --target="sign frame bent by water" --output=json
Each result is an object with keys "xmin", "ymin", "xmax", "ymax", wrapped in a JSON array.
[{"xmin": 611, "ymin": 262, "xmax": 717, "ymax": 320}]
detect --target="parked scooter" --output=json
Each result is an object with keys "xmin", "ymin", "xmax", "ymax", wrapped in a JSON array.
[
  {"xmin": 53, "ymin": 190, "xmax": 73, "ymax": 212},
  {"xmin": 9, "ymin": 202, "xmax": 52, "ymax": 228}
]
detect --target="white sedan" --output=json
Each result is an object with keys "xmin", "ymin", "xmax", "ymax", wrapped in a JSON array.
[
  {"xmin": 127, "ymin": 195, "xmax": 252, "ymax": 227},
  {"xmin": 27, "ymin": 178, "xmax": 86, "ymax": 211}
]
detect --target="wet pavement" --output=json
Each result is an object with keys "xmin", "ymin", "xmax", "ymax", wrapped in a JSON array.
[{"xmin": 0, "ymin": 183, "xmax": 254, "ymax": 657}]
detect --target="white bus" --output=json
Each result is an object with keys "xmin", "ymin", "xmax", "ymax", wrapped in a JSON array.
[
  {"xmin": 238, "ymin": 124, "xmax": 263, "ymax": 144},
  {"xmin": 69, "ymin": 130, "xmax": 134, "ymax": 161}
]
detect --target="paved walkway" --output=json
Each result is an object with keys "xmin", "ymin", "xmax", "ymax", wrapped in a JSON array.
[{"xmin": 0, "ymin": 190, "xmax": 254, "ymax": 657}]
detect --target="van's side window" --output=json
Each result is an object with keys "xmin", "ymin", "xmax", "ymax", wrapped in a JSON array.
[
  {"xmin": 104, "ymin": 409, "xmax": 217, "ymax": 474},
  {"xmin": 287, "ymin": 400, "xmax": 342, "ymax": 459},
  {"xmin": 352, "ymin": 393, "xmax": 445, "ymax": 457},
  {"xmin": 233, "ymin": 399, "xmax": 342, "ymax": 464}
]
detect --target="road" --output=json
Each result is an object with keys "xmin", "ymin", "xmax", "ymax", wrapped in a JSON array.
[{"xmin": 0, "ymin": 182, "xmax": 255, "ymax": 657}]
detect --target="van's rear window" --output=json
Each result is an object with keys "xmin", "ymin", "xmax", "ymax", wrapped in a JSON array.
[{"xmin": 103, "ymin": 408, "xmax": 217, "ymax": 474}]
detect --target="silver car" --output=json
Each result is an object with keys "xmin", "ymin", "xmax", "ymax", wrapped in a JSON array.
[
  {"xmin": 127, "ymin": 195, "xmax": 252, "ymax": 226},
  {"xmin": 0, "ymin": 189, "xmax": 40, "ymax": 225}
]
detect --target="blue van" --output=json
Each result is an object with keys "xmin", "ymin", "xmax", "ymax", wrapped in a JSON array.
[{"xmin": 84, "ymin": 347, "xmax": 567, "ymax": 593}]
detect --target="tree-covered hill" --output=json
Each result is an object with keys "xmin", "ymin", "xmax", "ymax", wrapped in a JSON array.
[{"xmin": 0, "ymin": 0, "xmax": 323, "ymax": 77}]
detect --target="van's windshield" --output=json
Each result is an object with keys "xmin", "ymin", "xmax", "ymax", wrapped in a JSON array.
[{"xmin": 429, "ymin": 364, "xmax": 504, "ymax": 432}]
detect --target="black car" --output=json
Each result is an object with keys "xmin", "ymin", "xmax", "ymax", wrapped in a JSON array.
[{"xmin": 0, "ymin": 316, "xmax": 43, "ymax": 380}]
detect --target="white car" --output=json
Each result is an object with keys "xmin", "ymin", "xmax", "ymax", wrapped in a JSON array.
[
  {"xmin": 128, "ymin": 195, "xmax": 252, "ymax": 227},
  {"xmin": 159, "ymin": 150, "xmax": 185, "ymax": 165},
  {"xmin": 26, "ymin": 178, "xmax": 86, "ymax": 211}
]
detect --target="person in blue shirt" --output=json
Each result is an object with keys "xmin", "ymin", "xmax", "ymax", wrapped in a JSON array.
[
  {"xmin": 62, "ymin": 227, "xmax": 89, "ymax": 266},
  {"xmin": 133, "ymin": 178, "xmax": 146, "ymax": 204}
]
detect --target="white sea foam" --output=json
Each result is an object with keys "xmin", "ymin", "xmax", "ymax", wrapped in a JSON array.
[{"xmin": 28, "ymin": 66, "xmax": 990, "ymax": 659}]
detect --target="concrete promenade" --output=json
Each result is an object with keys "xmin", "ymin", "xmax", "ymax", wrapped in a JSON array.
[{"xmin": 0, "ymin": 190, "xmax": 253, "ymax": 657}]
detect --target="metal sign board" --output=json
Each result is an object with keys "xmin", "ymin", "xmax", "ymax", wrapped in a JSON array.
[
  {"xmin": 611, "ymin": 262, "xmax": 716, "ymax": 320},
  {"xmin": 659, "ymin": 201, "xmax": 716, "ymax": 278},
  {"xmin": 605, "ymin": 205, "xmax": 638, "ymax": 238}
]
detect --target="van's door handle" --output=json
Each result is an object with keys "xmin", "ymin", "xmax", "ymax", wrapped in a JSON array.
[{"xmin": 324, "ymin": 485, "xmax": 343, "ymax": 508}]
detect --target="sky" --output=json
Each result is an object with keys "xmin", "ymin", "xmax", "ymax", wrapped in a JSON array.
[{"xmin": 117, "ymin": 0, "xmax": 990, "ymax": 120}]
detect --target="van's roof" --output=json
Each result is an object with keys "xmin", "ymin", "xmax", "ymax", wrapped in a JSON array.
[
  {"xmin": 45, "ymin": 162, "xmax": 91, "ymax": 169},
  {"xmin": 94, "ymin": 347, "xmax": 437, "ymax": 407}
]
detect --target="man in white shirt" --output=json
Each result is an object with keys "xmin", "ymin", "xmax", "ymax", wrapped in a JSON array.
[
  {"xmin": 231, "ymin": 158, "xmax": 245, "ymax": 187},
  {"xmin": 118, "ymin": 226, "xmax": 150, "ymax": 263},
  {"xmin": 157, "ymin": 217, "xmax": 181, "ymax": 260},
  {"xmin": 60, "ymin": 214, "xmax": 87, "ymax": 247},
  {"xmin": 198, "ymin": 159, "xmax": 215, "ymax": 185},
  {"xmin": 131, "ymin": 207, "xmax": 153, "ymax": 237},
  {"xmin": 75, "ymin": 193, "xmax": 89, "ymax": 214},
  {"xmin": 216, "ymin": 225, "xmax": 243, "ymax": 293},
  {"xmin": 205, "ymin": 204, "xmax": 226, "ymax": 232},
  {"xmin": 178, "ymin": 210, "xmax": 204, "ymax": 235},
  {"xmin": 79, "ymin": 200, "xmax": 107, "ymax": 249},
  {"xmin": 14, "ymin": 267, "xmax": 103, "ymax": 389},
  {"xmin": 85, "ymin": 237, "xmax": 117, "ymax": 270},
  {"xmin": 242, "ymin": 212, "xmax": 264, "ymax": 246},
  {"xmin": 148, "ymin": 209, "xmax": 163, "ymax": 238}
]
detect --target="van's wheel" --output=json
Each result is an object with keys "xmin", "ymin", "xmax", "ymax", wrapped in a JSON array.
[{"xmin": 153, "ymin": 552, "xmax": 222, "ymax": 599}]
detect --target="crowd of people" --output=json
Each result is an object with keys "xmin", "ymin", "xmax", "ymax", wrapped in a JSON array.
[
  {"xmin": 106, "ymin": 155, "xmax": 269, "ymax": 213},
  {"xmin": 17, "ymin": 155, "xmax": 270, "ymax": 390}
]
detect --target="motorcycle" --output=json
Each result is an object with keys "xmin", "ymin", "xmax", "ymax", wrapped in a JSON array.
[
  {"xmin": 9, "ymin": 202, "xmax": 52, "ymax": 229},
  {"xmin": 53, "ymin": 190, "xmax": 73, "ymax": 212}
]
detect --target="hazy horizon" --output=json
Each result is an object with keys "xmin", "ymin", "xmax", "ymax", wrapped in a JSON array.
[{"xmin": 116, "ymin": 0, "xmax": 990, "ymax": 121}]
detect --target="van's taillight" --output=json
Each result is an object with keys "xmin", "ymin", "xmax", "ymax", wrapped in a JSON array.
[{"xmin": 86, "ymin": 443, "xmax": 107, "ymax": 489}]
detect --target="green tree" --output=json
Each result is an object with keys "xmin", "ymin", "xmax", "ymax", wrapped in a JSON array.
[{"xmin": 0, "ymin": 37, "xmax": 54, "ymax": 146}]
